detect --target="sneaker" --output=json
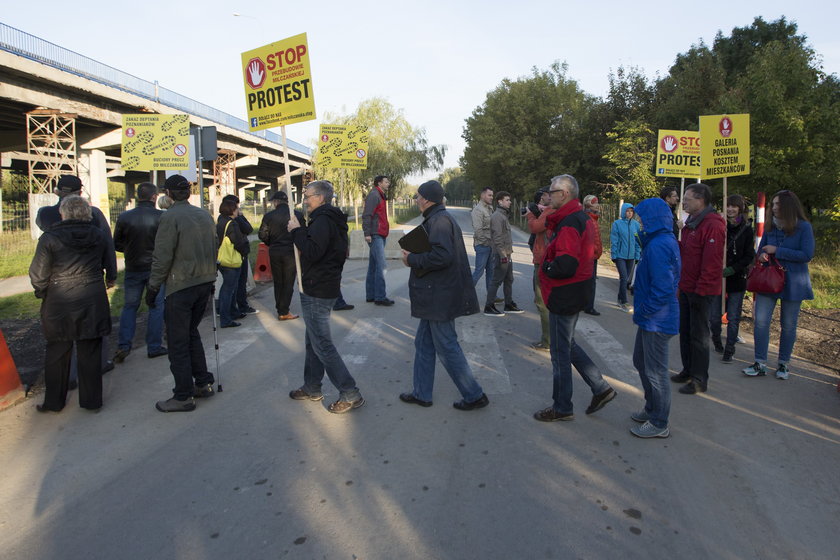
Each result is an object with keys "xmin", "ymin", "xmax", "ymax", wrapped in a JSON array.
[
  {"xmin": 193, "ymin": 384, "xmax": 215, "ymax": 399},
  {"xmin": 530, "ymin": 341, "xmax": 550, "ymax": 352},
  {"xmin": 585, "ymin": 387, "xmax": 617, "ymax": 414},
  {"xmin": 742, "ymin": 362, "xmax": 767, "ymax": 377},
  {"xmin": 533, "ymin": 407, "xmax": 574, "ymax": 422},
  {"xmin": 289, "ymin": 388, "xmax": 324, "ymax": 401},
  {"xmin": 775, "ymin": 363, "xmax": 790, "ymax": 380},
  {"xmin": 503, "ymin": 303, "xmax": 525, "ymax": 314},
  {"xmin": 736, "ymin": 335, "xmax": 746, "ymax": 344},
  {"xmin": 483, "ymin": 305, "xmax": 505, "ymax": 317},
  {"xmin": 721, "ymin": 346, "xmax": 735, "ymax": 363},
  {"xmin": 678, "ymin": 381, "xmax": 707, "ymax": 395},
  {"xmin": 399, "ymin": 392, "xmax": 432, "ymax": 407},
  {"xmin": 453, "ymin": 393, "xmax": 489, "ymax": 411},
  {"xmin": 713, "ymin": 341, "xmax": 724, "ymax": 354},
  {"xmin": 630, "ymin": 409, "xmax": 650, "ymax": 423},
  {"xmin": 333, "ymin": 304, "xmax": 355, "ymax": 311},
  {"xmin": 102, "ymin": 360, "xmax": 115, "ymax": 374},
  {"xmin": 374, "ymin": 298, "xmax": 395, "ymax": 306},
  {"xmin": 243, "ymin": 306, "xmax": 259, "ymax": 314},
  {"xmin": 620, "ymin": 303, "xmax": 634, "ymax": 313},
  {"xmin": 221, "ymin": 321, "xmax": 241, "ymax": 328},
  {"xmin": 328, "ymin": 396, "xmax": 365, "ymax": 414},
  {"xmin": 630, "ymin": 421, "xmax": 670, "ymax": 438},
  {"xmin": 147, "ymin": 347, "xmax": 168, "ymax": 359},
  {"xmin": 113, "ymin": 348, "xmax": 131, "ymax": 363},
  {"xmin": 583, "ymin": 309, "xmax": 601, "ymax": 316},
  {"xmin": 155, "ymin": 397, "xmax": 196, "ymax": 412},
  {"xmin": 670, "ymin": 371, "xmax": 691, "ymax": 383},
  {"xmin": 278, "ymin": 313, "xmax": 299, "ymax": 321}
]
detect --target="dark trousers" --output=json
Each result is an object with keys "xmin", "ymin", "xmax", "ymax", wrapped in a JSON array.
[
  {"xmin": 165, "ymin": 283, "xmax": 215, "ymax": 400},
  {"xmin": 586, "ymin": 260, "xmax": 598, "ymax": 312},
  {"xmin": 43, "ymin": 338, "xmax": 102, "ymax": 410},
  {"xmin": 236, "ymin": 256, "xmax": 250, "ymax": 310},
  {"xmin": 486, "ymin": 254, "xmax": 513, "ymax": 307},
  {"xmin": 270, "ymin": 252, "xmax": 297, "ymax": 315},
  {"xmin": 679, "ymin": 291, "xmax": 712, "ymax": 387}
]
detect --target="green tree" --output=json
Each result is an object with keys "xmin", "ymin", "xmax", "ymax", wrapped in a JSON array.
[
  {"xmin": 313, "ymin": 98, "xmax": 445, "ymax": 203},
  {"xmin": 460, "ymin": 62, "xmax": 596, "ymax": 200},
  {"xmin": 437, "ymin": 167, "xmax": 474, "ymax": 202},
  {"xmin": 602, "ymin": 119, "xmax": 659, "ymax": 201}
]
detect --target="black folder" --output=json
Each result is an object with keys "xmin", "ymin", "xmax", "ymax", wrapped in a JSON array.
[{"xmin": 398, "ymin": 225, "xmax": 432, "ymax": 253}]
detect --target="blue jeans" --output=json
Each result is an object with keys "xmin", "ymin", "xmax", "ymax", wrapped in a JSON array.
[
  {"xmin": 633, "ymin": 328, "xmax": 674, "ymax": 429},
  {"xmin": 472, "ymin": 244, "xmax": 493, "ymax": 291},
  {"xmin": 708, "ymin": 291, "xmax": 746, "ymax": 348},
  {"xmin": 365, "ymin": 234, "xmax": 387, "ymax": 301},
  {"xmin": 300, "ymin": 293, "xmax": 360, "ymax": 401},
  {"xmin": 235, "ymin": 256, "xmax": 250, "ymax": 311},
  {"xmin": 549, "ymin": 312, "xmax": 610, "ymax": 414},
  {"xmin": 218, "ymin": 265, "xmax": 241, "ymax": 327},
  {"xmin": 118, "ymin": 270, "xmax": 165, "ymax": 352},
  {"xmin": 411, "ymin": 318, "xmax": 484, "ymax": 403},
  {"xmin": 587, "ymin": 260, "xmax": 598, "ymax": 312},
  {"xmin": 614, "ymin": 259, "xmax": 635, "ymax": 304},
  {"xmin": 753, "ymin": 294, "xmax": 802, "ymax": 364}
]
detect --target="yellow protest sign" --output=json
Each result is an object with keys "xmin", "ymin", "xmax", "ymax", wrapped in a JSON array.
[
  {"xmin": 317, "ymin": 124, "xmax": 369, "ymax": 169},
  {"xmin": 655, "ymin": 130, "xmax": 701, "ymax": 178},
  {"xmin": 241, "ymin": 33, "xmax": 316, "ymax": 131},
  {"xmin": 699, "ymin": 114, "xmax": 750, "ymax": 179},
  {"xmin": 121, "ymin": 114, "xmax": 190, "ymax": 171}
]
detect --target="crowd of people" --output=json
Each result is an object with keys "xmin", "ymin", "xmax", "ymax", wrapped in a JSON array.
[{"xmin": 28, "ymin": 173, "xmax": 815, "ymax": 437}]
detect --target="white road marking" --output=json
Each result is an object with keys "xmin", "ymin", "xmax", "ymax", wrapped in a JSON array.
[
  {"xmin": 576, "ymin": 317, "xmax": 638, "ymax": 385},
  {"xmin": 458, "ymin": 315, "xmax": 512, "ymax": 394}
]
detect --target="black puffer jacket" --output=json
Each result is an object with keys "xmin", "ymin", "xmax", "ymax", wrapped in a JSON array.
[
  {"xmin": 29, "ymin": 220, "xmax": 115, "ymax": 341},
  {"xmin": 291, "ymin": 204, "xmax": 348, "ymax": 298},
  {"xmin": 406, "ymin": 204, "xmax": 479, "ymax": 321},
  {"xmin": 259, "ymin": 204, "xmax": 304, "ymax": 256},
  {"xmin": 113, "ymin": 201, "xmax": 163, "ymax": 271}
]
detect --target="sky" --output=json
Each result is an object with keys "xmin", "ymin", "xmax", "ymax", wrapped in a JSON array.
[{"xmin": 3, "ymin": 0, "xmax": 839, "ymax": 180}]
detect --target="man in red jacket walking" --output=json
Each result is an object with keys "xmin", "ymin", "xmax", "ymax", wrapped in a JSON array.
[
  {"xmin": 534, "ymin": 174, "xmax": 616, "ymax": 421},
  {"xmin": 671, "ymin": 183, "xmax": 726, "ymax": 394}
]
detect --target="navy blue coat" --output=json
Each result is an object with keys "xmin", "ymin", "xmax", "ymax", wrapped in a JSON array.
[{"xmin": 406, "ymin": 204, "xmax": 479, "ymax": 321}]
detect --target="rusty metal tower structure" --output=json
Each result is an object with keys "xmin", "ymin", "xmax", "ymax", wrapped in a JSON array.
[
  {"xmin": 213, "ymin": 149, "xmax": 237, "ymax": 198},
  {"xmin": 26, "ymin": 109, "xmax": 77, "ymax": 194}
]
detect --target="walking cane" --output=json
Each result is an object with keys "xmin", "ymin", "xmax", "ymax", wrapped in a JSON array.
[{"xmin": 210, "ymin": 285, "xmax": 223, "ymax": 392}]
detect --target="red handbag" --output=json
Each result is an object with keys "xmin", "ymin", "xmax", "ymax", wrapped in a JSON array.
[{"xmin": 746, "ymin": 255, "xmax": 785, "ymax": 294}]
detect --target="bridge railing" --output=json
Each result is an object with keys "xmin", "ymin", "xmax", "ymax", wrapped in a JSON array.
[{"xmin": 0, "ymin": 22, "xmax": 311, "ymax": 155}]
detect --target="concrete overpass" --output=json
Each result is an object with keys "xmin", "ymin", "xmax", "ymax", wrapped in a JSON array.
[{"xmin": 0, "ymin": 22, "xmax": 312, "ymax": 224}]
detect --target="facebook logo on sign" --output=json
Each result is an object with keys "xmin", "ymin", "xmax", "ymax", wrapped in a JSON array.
[
  {"xmin": 658, "ymin": 168, "xmax": 665, "ymax": 174},
  {"xmin": 250, "ymin": 118, "xmax": 258, "ymax": 128}
]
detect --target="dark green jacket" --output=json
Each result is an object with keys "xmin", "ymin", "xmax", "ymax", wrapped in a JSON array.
[{"xmin": 149, "ymin": 200, "xmax": 217, "ymax": 295}]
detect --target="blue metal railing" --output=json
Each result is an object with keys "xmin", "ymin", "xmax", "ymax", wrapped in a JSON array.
[{"xmin": 0, "ymin": 22, "xmax": 311, "ymax": 156}]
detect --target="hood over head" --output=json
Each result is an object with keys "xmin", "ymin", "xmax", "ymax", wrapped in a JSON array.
[
  {"xmin": 620, "ymin": 202, "xmax": 635, "ymax": 220},
  {"xmin": 634, "ymin": 198, "xmax": 673, "ymax": 245}
]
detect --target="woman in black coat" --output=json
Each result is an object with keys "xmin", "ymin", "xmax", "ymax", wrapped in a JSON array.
[
  {"xmin": 29, "ymin": 195, "xmax": 116, "ymax": 412},
  {"xmin": 216, "ymin": 198, "xmax": 250, "ymax": 328}
]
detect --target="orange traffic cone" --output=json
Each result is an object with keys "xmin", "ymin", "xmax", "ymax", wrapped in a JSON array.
[
  {"xmin": 0, "ymin": 329, "xmax": 24, "ymax": 410},
  {"xmin": 253, "ymin": 243, "xmax": 273, "ymax": 283}
]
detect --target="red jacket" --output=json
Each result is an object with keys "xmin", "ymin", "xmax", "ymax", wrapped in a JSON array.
[
  {"xmin": 362, "ymin": 186, "xmax": 389, "ymax": 238},
  {"xmin": 586, "ymin": 211, "xmax": 603, "ymax": 259},
  {"xmin": 539, "ymin": 199, "xmax": 595, "ymax": 315},
  {"xmin": 679, "ymin": 208, "xmax": 726, "ymax": 296},
  {"xmin": 526, "ymin": 206, "xmax": 556, "ymax": 264}
]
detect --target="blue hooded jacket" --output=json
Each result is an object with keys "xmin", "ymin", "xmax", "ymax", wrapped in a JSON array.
[
  {"xmin": 610, "ymin": 202, "xmax": 641, "ymax": 260},
  {"xmin": 632, "ymin": 198, "xmax": 681, "ymax": 334}
]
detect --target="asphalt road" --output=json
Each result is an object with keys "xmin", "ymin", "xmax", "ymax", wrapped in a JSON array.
[{"xmin": 0, "ymin": 206, "xmax": 837, "ymax": 560}]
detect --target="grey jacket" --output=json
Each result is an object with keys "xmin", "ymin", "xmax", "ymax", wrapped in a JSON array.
[
  {"xmin": 489, "ymin": 206, "xmax": 513, "ymax": 258},
  {"xmin": 471, "ymin": 201, "xmax": 493, "ymax": 247},
  {"xmin": 149, "ymin": 200, "xmax": 218, "ymax": 295}
]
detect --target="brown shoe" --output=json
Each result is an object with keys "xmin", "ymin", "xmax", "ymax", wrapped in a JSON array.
[
  {"xmin": 328, "ymin": 396, "xmax": 365, "ymax": 414},
  {"xmin": 533, "ymin": 407, "xmax": 574, "ymax": 422},
  {"xmin": 278, "ymin": 313, "xmax": 299, "ymax": 321}
]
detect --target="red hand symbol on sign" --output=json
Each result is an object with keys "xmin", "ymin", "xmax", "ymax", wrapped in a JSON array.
[{"xmin": 246, "ymin": 58, "xmax": 266, "ymax": 89}]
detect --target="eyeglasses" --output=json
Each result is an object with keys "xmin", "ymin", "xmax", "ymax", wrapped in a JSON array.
[
  {"xmin": 548, "ymin": 189, "xmax": 567, "ymax": 195},
  {"xmin": 303, "ymin": 192, "xmax": 321, "ymax": 200}
]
